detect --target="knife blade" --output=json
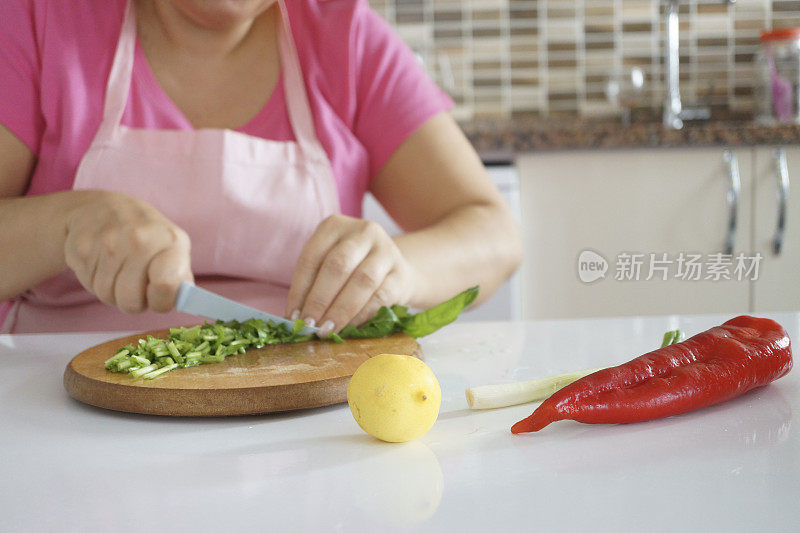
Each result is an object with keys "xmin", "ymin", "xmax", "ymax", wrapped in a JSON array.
[{"xmin": 174, "ymin": 281, "xmax": 319, "ymax": 336}]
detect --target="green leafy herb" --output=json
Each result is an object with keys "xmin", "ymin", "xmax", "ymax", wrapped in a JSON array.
[
  {"xmin": 397, "ymin": 286, "xmax": 479, "ymax": 338},
  {"xmin": 106, "ymin": 286, "xmax": 479, "ymax": 379},
  {"xmin": 390, "ymin": 304, "xmax": 411, "ymax": 321},
  {"xmin": 336, "ymin": 286, "xmax": 479, "ymax": 340},
  {"xmin": 339, "ymin": 306, "xmax": 400, "ymax": 339},
  {"xmin": 326, "ymin": 332, "xmax": 345, "ymax": 344}
]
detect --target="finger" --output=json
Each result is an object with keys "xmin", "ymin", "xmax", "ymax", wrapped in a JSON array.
[
  {"xmin": 113, "ymin": 256, "xmax": 150, "ymax": 314},
  {"xmin": 285, "ymin": 216, "xmax": 352, "ymax": 319},
  {"xmin": 90, "ymin": 232, "xmax": 126, "ymax": 307},
  {"xmin": 317, "ymin": 249, "xmax": 394, "ymax": 336},
  {"xmin": 64, "ymin": 233, "xmax": 101, "ymax": 295},
  {"xmin": 146, "ymin": 244, "xmax": 193, "ymax": 313},
  {"xmin": 298, "ymin": 237, "xmax": 372, "ymax": 325},
  {"xmin": 349, "ymin": 269, "xmax": 404, "ymax": 327},
  {"xmin": 113, "ymin": 227, "xmax": 186, "ymax": 314}
]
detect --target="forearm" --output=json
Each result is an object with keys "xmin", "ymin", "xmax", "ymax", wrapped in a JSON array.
[
  {"xmin": 0, "ymin": 191, "xmax": 98, "ymax": 300},
  {"xmin": 395, "ymin": 201, "xmax": 522, "ymax": 309}
]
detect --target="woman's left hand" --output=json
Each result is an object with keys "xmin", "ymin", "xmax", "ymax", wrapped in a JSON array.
[{"xmin": 285, "ymin": 214, "xmax": 418, "ymax": 337}]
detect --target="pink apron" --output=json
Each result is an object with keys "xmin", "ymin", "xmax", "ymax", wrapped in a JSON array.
[{"xmin": 1, "ymin": 0, "xmax": 339, "ymax": 333}]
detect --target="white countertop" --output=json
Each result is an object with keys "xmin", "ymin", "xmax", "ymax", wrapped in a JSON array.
[{"xmin": 1, "ymin": 312, "xmax": 799, "ymax": 532}]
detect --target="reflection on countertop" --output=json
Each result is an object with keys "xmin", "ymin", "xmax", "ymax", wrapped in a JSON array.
[{"xmin": 459, "ymin": 111, "xmax": 800, "ymax": 155}]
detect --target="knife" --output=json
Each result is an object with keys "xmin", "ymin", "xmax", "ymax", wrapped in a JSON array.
[{"xmin": 174, "ymin": 281, "xmax": 320, "ymax": 336}]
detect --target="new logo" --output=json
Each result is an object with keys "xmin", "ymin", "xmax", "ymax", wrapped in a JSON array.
[{"xmin": 577, "ymin": 250, "xmax": 608, "ymax": 283}]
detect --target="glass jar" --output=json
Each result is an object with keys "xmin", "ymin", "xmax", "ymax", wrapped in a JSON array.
[{"xmin": 755, "ymin": 28, "xmax": 800, "ymax": 124}]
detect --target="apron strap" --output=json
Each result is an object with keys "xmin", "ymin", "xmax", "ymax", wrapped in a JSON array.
[
  {"xmin": 97, "ymin": 0, "xmax": 137, "ymax": 142},
  {"xmin": 276, "ymin": 0, "xmax": 326, "ymax": 156}
]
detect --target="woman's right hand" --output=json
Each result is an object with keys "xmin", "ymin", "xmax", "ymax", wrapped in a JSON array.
[{"xmin": 63, "ymin": 191, "xmax": 194, "ymax": 314}]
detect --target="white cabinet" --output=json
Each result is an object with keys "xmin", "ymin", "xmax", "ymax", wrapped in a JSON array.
[
  {"xmin": 752, "ymin": 147, "xmax": 800, "ymax": 312},
  {"xmin": 518, "ymin": 148, "xmax": 761, "ymax": 319}
]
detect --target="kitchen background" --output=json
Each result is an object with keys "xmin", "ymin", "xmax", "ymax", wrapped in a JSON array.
[
  {"xmin": 369, "ymin": 0, "xmax": 800, "ymax": 120},
  {"xmin": 363, "ymin": 0, "xmax": 800, "ymax": 322}
]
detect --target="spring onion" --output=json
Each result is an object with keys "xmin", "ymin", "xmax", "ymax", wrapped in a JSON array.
[
  {"xmin": 106, "ymin": 318, "xmax": 311, "ymax": 380},
  {"xmin": 466, "ymin": 366, "xmax": 607, "ymax": 410},
  {"xmin": 465, "ymin": 329, "xmax": 687, "ymax": 410}
]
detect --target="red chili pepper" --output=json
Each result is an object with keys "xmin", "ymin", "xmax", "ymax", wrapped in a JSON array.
[{"xmin": 511, "ymin": 316, "xmax": 793, "ymax": 434}]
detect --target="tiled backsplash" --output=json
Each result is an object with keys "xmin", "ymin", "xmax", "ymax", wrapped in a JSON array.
[{"xmin": 369, "ymin": 0, "xmax": 800, "ymax": 121}]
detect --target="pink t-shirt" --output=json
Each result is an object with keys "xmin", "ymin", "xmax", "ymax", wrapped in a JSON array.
[
  {"xmin": 0, "ymin": 0, "xmax": 453, "ymax": 328},
  {"xmin": 0, "ymin": 0, "xmax": 453, "ymax": 215}
]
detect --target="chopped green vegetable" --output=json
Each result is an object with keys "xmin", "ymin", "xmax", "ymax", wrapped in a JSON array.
[
  {"xmin": 104, "ymin": 349, "xmax": 129, "ymax": 369},
  {"xmin": 105, "ymin": 317, "xmax": 313, "ymax": 379},
  {"xmin": 143, "ymin": 363, "xmax": 178, "ymax": 380},
  {"xmin": 106, "ymin": 286, "xmax": 480, "ymax": 379},
  {"xmin": 129, "ymin": 364, "xmax": 159, "ymax": 378}
]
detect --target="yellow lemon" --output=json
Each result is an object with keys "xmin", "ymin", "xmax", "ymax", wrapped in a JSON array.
[{"xmin": 347, "ymin": 353, "xmax": 441, "ymax": 443}]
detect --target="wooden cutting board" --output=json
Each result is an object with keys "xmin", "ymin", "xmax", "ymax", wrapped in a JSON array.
[{"xmin": 63, "ymin": 329, "xmax": 422, "ymax": 416}]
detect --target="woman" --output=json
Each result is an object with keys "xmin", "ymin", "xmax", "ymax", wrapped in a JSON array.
[{"xmin": 0, "ymin": 0, "xmax": 522, "ymax": 334}]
